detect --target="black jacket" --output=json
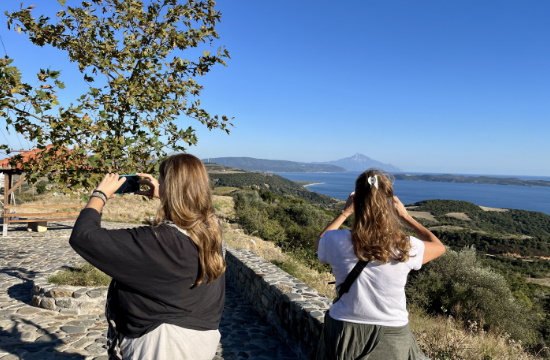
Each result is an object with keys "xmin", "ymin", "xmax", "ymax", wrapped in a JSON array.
[{"xmin": 69, "ymin": 208, "xmax": 225, "ymax": 338}]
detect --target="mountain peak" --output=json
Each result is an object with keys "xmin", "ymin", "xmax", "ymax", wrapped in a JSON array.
[
  {"xmin": 349, "ymin": 153, "xmax": 371, "ymax": 161},
  {"xmin": 320, "ymin": 154, "xmax": 401, "ymax": 172}
]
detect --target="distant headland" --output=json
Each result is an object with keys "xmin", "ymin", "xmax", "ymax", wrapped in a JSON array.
[{"xmin": 393, "ymin": 174, "xmax": 550, "ymax": 187}]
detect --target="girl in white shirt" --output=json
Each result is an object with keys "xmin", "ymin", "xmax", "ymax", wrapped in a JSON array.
[{"xmin": 315, "ymin": 169, "xmax": 445, "ymax": 360}]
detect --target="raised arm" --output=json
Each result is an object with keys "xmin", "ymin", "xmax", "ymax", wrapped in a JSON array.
[
  {"xmin": 315, "ymin": 193, "xmax": 354, "ymax": 251},
  {"xmin": 393, "ymin": 196, "xmax": 446, "ymax": 264}
]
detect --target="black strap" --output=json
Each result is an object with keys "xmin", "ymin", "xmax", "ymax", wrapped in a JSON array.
[{"xmin": 334, "ymin": 260, "xmax": 368, "ymax": 303}]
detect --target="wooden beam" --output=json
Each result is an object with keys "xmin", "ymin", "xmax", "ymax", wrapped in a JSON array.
[
  {"xmin": 6, "ymin": 175, "xmax": 26, "ymax": 197},
  {"xmin": 9, "ymin": 217, "xmax": 78, "ymax": 223},
  {"xmin": 9, "ymin": 211, "xmax": 81, "ymax": 217},
  {"xmin": 5, "ymin": 204, "xmax": 84, "ymax": 210}
]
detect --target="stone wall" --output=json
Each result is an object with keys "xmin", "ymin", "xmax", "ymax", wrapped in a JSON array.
[
  {"xmin": 224, "ymin": 244, "xmax": 332, "ymax": 360},
  {"xmin": 32, "ymin": 275, "xmax": 107, "ymax": 315}
]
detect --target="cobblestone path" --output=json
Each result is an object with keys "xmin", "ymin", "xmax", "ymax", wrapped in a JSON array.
[{"xmin": 0, "ymin": 222, "xmax": 298, "ymax": 360}]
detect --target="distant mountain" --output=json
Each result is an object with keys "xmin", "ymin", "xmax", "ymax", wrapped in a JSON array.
[
  {"xmin": 203, "ymin": 157, "xmax": 346, "ymax": 173},
  {"xmin": 316, "ymin": 153, "xmax": 401, "ymax": 172}
]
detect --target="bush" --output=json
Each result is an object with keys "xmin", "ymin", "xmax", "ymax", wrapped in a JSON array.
[
  {"xmin": 231, "ymin": 189, "xmax": 333, "ymax": 272},
  {"xmin": 407, "ymin": 247, "xmax": 537, "ymax": 346},
  {"xmin": 36, "ymin": 180, "xmax": 49, "ymax": 195}
]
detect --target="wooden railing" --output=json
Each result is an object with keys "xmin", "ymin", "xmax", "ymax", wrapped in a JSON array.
[{"xmin": 2, "ymin": 203, "xmax": 84, "ymax": 236}]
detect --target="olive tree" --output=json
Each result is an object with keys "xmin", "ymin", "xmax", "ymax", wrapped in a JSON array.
[{"xmin": 1, "ymin": 0, "xmax": 231, "ymax": 188}]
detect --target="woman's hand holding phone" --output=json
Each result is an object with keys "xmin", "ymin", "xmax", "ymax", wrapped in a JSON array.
[
  {"xmin": 136, "ymin": 173, "xmax": 160, "ymax": 199},
  {"xmin": 96, "ymin": 174, "xmax": 127, "ymax": 199}
]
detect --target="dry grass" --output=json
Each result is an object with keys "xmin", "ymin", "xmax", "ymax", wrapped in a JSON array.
[
  {"xmin": 102, "ymin": 194, "xmax": 159, "ymax": 223},
  {"xmin": 12, "ymin": 193, "xmax": 85, "ymax": 213},
  {"xmin": 445, "ymin": 212, "xmax": 472, "ymax": 221},
  {"xmin": 429, "ymin": 225, "xmax": 470, "ymax": 232},
  {"xmin": 410, "ymin": 307, "xmax": 546, "ymax": 359},
  {"xmin": 480, "ymin": 206, "xmax": 509, "ymax": 212},
  {"xmin": 15, "ymin": 192, "xmax": 159, "ymax": 223},
  {"xmin": 408, "ymin": 210, "xmax": 438, "ymax": 222},
  {"xmin": 49, "ymin": 263, "xmax": 111, "ymax": 287},
  {"xmin": 213, "ymin": 186, "xmax": 239, "ymax": 196},
  {"xmin": 213, "ymin": 195, "xmax": 237, "ymax": 220},
  {"xmin": 526, "ymin": 277, "xmax": 550, "ymax": 288}
]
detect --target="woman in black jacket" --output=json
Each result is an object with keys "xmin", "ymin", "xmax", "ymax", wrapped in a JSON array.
[{"xmin": 70, "ymin": 153, "xmax": 225, "ymax": 360}]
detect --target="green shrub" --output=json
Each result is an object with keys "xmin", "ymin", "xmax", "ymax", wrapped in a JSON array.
[
  {"xmin": 231, "ymin": 189, "xmax": 333, "ymax": 272},
  {"xmin": 407, "ymin": 247, "xmax": 537, "ymax": 345},
  {"xmin": 36, "ymin": 180, "xmax": 49, "ymax": 195}
]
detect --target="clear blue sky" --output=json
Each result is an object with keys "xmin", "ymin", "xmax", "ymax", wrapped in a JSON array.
[{"xmin": 1, "ymin": 1, "xmax": 549, "ymax": 176}]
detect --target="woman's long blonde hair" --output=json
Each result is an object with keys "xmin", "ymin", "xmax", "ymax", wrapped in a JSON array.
[
  {"xmin": 153, "ymin": 153, "xmax": 225, "ymax": 286},
  {"xmin": 352, "ymin": 169, "xmax": 411, "ymax": 263}
]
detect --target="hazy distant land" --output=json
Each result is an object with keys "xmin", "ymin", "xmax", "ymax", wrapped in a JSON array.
[
  {"xmin": 203, "ymin": 153, "xmax": 401, "ymax": 173},
  {"xmin": 203, "ymin": 157, "xmax": 549, "ymax": 187},
  {"xmin": 203, "ymin": 157, "xmax": 346, "ymax": 173},
  {"xmin": 393, "ymin": 174, "xmax": 550, "ymax": 187}
]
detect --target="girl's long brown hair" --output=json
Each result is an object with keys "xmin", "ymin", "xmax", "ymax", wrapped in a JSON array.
[
  {"xmin": 153, "ymin": 153, "xmax": 225, "ymax": 286},
  {"xmin": 352, "ymin": 169, "xmax": 411, "ymax": 263}
]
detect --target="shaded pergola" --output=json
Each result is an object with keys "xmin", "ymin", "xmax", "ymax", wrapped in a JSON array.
[{"xmin": 0, "ymin": 149, "xmax": 83, "ymax": 236}]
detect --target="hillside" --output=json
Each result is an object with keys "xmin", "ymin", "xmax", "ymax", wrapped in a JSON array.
[
  {"xmin": 408, "ymin": 199, "xmax": 550, "ymax": 251},
  {"xmin": 209, "ymin": 171, "xmax": 340, "ymax": 208},
  {"xmin": 204, "ymin": 162, "xmax": 245, "ymax": 173},
  {"xmin": 203, "ymin": 157, "xmax": 346, "ymax": 173}
]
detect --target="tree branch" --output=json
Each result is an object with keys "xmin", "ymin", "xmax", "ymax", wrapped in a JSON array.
[{"xmin": 7, "ymin": 105, "xmax": 50, "ymax": 124}]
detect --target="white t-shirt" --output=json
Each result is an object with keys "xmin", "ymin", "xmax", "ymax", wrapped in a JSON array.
[{"xmin": 318, "ymin": 230, "xmax": 425, "ymax": 327}]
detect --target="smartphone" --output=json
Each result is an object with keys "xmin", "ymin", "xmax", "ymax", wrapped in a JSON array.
[{"xmin": 115, "ymin": 175, "xmax": 140, "ymax": 194}]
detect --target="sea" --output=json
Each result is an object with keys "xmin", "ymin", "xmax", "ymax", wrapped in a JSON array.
[{"xmin": 275, "ymin": 172, "xmax": 550, "ymax": 216}]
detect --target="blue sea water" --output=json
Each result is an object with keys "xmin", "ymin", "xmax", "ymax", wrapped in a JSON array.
[{"xmin": 275, "ymin": 172, "xmax": 550, "ymax": 215}]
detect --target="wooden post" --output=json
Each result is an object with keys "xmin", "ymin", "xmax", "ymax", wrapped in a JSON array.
[
  {"xmin": 2, "ymin": 171, "xmax": 25, "ymax": 237},
  {"xmin": 3, "ymin": 172, "xmax": 11, "ymax": 237}
]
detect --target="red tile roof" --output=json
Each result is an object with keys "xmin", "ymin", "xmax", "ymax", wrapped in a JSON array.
[{"xmin": 0, "ymin": 145, "xmax": 55, "ymax": 169}]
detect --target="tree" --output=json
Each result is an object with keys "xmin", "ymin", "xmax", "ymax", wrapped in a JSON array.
[{"xmin": 1, "ymin": 0, "xmax": 231, "ymax": 188}]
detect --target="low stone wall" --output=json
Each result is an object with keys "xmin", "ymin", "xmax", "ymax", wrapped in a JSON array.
[
  {"xmin": 32, "ymin": 275, "xmax": 107, "ymax": 315},
  {"xmin": 224, "ymin": 244, "xmax": 331, "ymax": 360}
]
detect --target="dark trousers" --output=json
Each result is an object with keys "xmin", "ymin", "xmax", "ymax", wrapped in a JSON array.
[{"xmin": 316, "ymin": 312, "xmax": 423, "ymax": 360}]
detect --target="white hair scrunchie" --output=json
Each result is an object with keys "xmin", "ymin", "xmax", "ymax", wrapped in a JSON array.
[{"xmin": 367, "ymin": 175, "xmax": 379, "ymax": 189}]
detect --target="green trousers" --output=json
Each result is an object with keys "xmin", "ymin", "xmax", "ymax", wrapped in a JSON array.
[{"xmin": 316, "ymin": 312, "xmax": 425, "ymax": 360}]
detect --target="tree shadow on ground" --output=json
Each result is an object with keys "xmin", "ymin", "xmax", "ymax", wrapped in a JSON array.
[
  {"xmin": 2, "ymin": 267, "xmax": 38, "ymax": 304},
  {"xmin": 0, "ymin": 266, "xmax": 89, "ymax": 359},
  {"xmin": 0, "ymin": 317, "xmax": 86, "ymax": 360}
]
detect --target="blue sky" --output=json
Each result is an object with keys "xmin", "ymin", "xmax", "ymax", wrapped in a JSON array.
[{"xmin": 1, "ymin": 1, "xmax": 549, "ymax": 176}]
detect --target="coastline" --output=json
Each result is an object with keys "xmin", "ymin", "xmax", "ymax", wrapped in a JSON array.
[
  {"xmin": 279, "ymin": 173, "xmax": 550, "ymax": 215},
  {"xmin": 301, "ymin": 182, "xmax": 324, "ymax": 187}
]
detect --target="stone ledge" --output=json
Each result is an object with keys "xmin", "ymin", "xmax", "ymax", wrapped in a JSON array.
[
  {"xmin": 224, "ymin": 244, "xmax": 331, "ymax": 360},
  {"xmin": 31, "ymin": 275, "xmax": 107, "ymax": 315}
]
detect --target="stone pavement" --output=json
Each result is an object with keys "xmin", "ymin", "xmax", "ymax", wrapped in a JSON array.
[{"xmin": 0, "ymin": 222, "xmax": 299, "ymax": 360}]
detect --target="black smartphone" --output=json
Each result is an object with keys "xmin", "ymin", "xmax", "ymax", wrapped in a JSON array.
[{"xmin": 115, "ymin": 175, "xmax": 140, "ymax": 194}]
